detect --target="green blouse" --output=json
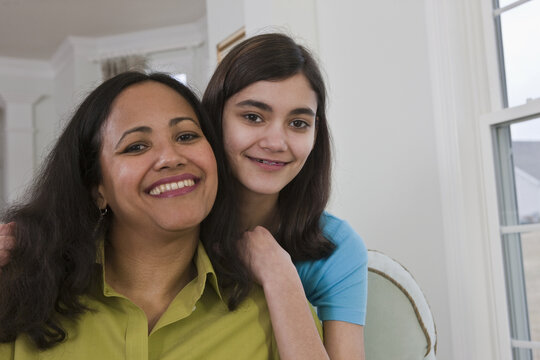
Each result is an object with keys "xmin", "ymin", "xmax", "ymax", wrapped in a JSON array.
[{"xmin": 0, "ymin": 242, "xmax": 286, "ymax": 360}]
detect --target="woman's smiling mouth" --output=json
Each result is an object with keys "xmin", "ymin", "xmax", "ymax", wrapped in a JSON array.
[{"xmin": 146, "ymin": 175, "xmax": 200, "ymax": 197}]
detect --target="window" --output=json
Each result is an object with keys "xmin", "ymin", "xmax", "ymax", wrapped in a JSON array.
[
  {"xmin": 495, "ymin": 0, "xmax": 540, "ymax": 107},
  {"xmin": 485, "ymin": 1, "xmax": 540, "ymax": 358}
]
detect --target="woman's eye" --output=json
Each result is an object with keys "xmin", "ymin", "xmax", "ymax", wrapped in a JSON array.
[
  {"xmin": 176, "ymin": 133, "xmax": 200, "ymax": 142},
  {"xmin": 290, "ymin": 119, "xmax": 309, "ymax": 129},
  {"xmin": 244, "ymin": 113, "xmax": 262, "ymax": 123},
  {"xmin": 123, "ymin": 143, "xmax": 148, "ymax": 153}
]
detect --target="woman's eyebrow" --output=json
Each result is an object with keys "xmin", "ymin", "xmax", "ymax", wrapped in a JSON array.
[
  {"xmin": 114, "ymin": 117, "xmax": 199, "ymax": 149},
  {"xmin": 115, "ymin": 126, "xmax": 151, "ymax": 149},
  {"xmin": 236, "ymin": 99, "xmax": 273, "ymax": 112},
  {"xmin": 169, "ymin": 116, "xmax": 199, "ymax": 128}
]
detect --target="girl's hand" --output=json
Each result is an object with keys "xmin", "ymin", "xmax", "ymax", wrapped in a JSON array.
[
  {"xmin": 0, "ymin": 222, "xmax": 16, "ymax": 268},
  {"xmin": 240, "ymin": 226, "xmax": 295, "ymax": 286}
]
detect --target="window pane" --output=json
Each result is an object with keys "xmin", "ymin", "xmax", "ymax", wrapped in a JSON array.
[
  {"xmin": 499, "ymin": 0, "xmax": 540, "ymax": 107},
  {"xmin": 522, "ymin": 231, "xmax": 540, "ymax": 343},
  {"xmin": 511, "ymin": 118, "xmax": 540, "ymax": 225},
  {"xmin": 502, "ymin": 233, "xmax": 530, "ymax": 343}
]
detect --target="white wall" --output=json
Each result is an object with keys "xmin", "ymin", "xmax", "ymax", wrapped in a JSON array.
[
  {"xmin": 203, "ymin": 1, "xmax": 454, "ymax": 359},
  {"xmin": 205, "ymin": 0, "xmax": 244, "ymax": 78},
  {"xmin": 0, "ymin": 63, "xmax": 55, "ymax": 202},
  {"xmin": 315, "ymin": 1, "xmax": 451, "ymax": 358}
]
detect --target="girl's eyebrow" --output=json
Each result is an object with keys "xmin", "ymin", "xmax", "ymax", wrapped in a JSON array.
[
  {"xmin": 289, "ymin": 107, "xmax": 316, "ymax": 117},
  {"xmin": 236, "ymin": 99, "xmax": 273, "ymax": 112},
  {"xmin": 115, "ymin": 117, "xmax": 199, "ymax": 149},
  {"xmin": 236, "ymin": 99, "xmax": 315, "ymax": 117}
]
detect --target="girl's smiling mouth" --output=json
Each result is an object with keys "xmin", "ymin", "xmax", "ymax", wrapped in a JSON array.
[{"xmin": 246, "ymin": 156, "xmax": 289, "ymax": 169}]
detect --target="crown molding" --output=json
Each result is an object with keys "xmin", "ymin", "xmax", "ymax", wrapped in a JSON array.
[
  {"xmin": 1, "ymin": 17, "xmax": 207, "ymax": 79},
  {"xmin": 50, "ymin": 36, "xmax": 98, "ymax": 75},
  {"xmin": 0, "ymin": 56, "xmax": 54, "ymax": 78},
  {"xmin": 92, "ymin": 17, "xmax": 207, "ymax": 61}
]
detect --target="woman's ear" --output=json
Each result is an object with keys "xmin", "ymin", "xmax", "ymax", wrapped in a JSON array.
[{"xmin": 93, "ymin": 186, "xmax": 107, "ymax": 210}]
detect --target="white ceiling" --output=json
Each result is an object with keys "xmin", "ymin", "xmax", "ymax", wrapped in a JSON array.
[{"xmin": 0, "ymin": 0, "xmax": 206, "ymax": 60}]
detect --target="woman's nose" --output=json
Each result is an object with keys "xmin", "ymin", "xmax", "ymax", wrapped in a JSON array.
[{"xmin": 154, "ymin": 143, "xmax": 187, "ymax": 170}]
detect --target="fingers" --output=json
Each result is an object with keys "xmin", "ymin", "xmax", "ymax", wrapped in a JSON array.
[{"xmin": 0, "ymin": 222, "xmax": 16, "ymax": 236}]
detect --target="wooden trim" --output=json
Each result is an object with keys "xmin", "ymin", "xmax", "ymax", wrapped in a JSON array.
[{"xmin": 216, "ymin": 27, "xmax": 245, "ymax": 63}]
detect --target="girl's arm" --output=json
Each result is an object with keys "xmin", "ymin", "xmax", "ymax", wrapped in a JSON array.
[
  {"xmin": 324, "ymin": 321, "xmax": 365, "ymax": 359},
  {"xmin": 0, "ymin": 222, "xmax": 15, "ymax": 268},
  {"xmin": 241, "ymin": 226, "xmax": 330, "ymax": 360}
]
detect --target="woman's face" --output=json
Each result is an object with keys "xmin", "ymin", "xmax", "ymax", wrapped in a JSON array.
[
  {"xmin": 222, "ymin": 73, "xmax": 317, "ymax": 197},
  {"xmin": 97, "ymin": 81, "xmax": 218, "ymax": 236}
]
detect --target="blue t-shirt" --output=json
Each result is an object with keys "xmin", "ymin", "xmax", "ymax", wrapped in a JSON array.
[{"xmin": 294, "ymin": 212, "xmax": 368, "ymax": 325}]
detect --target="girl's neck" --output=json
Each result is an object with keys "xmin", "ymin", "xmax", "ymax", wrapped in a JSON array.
[{"xmin": 238, "ymin": 188, "xmax": 280, "ymax": 232}]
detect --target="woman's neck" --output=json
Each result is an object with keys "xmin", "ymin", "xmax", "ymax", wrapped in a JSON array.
[
  {"xmin": 104, "ymin": 224, "xmax": 199, "ymax": 331},
  {"xmin": 238, "ymin": 188, "xmax": 280, "ymax": 232}
]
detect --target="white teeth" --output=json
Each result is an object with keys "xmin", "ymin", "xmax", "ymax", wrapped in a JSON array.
[
  {"xmin": 257, "ymin": 159, "xmax": 282, "ymax": 165},
  {"xmin": 149, "ymin": 179, "xmax": 196, "ymax": 195}
]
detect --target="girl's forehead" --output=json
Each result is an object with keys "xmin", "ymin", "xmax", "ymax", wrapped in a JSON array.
[{"xmin": 228, "ymin": 73, "xmax": 317, "ymax": 110}]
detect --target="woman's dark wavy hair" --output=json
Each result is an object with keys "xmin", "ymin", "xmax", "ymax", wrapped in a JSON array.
[
  {"xmin": 0, "ymin": 71, "xmax": 230, "ymax": 350},
  {"xmin": 201, "ymin": 33, "xmax": 335, "ymax": 303}
]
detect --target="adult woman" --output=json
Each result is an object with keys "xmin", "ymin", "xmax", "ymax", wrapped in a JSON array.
[
  {"xmin": 202, "ymin": 33, "xmax": 367, "ymax": 359},
  {"xmin": 1, "ymin": 33, "xmax": 367, "ymax": 359},
  {"xmin": 0, "ymin": 72, "xmax": 288, "ymax": 359}
]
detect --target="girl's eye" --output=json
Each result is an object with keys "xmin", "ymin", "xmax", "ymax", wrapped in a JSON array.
[
  {"xmin": 244, "ymin": 113, "xmax": 262, "ymax": 123},
  {"xmin": 290, "ymin": 119, "xmax": 310, "ymax": 129},
  {"xmin": 123, "ymin": 143, "xmax": 148, "ymax": 153},
  {"xmin": 176, "ymin": 133, "xmax": 200, "ymax": 142}
]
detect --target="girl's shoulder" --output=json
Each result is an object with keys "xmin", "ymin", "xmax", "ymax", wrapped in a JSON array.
[
  {"xmin": 296, "ymin": 212, "xmax": 368, "ymax": 324},
  {"xmin": 319, "ymin": 211, "xmax": 367, "ymax": 253},
  {"xmin": 296, "ymin": 211, "xmax": 367, "ymax": 272}
]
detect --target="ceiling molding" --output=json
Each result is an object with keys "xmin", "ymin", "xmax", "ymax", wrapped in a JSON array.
[
  {"xmin": 1, "ymin": 17, "xmax": 207, "ymax": 79},
  {"xmin": 50, "ymin": 36, "xmax": 98, "ymax": 76},
  {"xmin": 93, "ymin": 17, "xmax": 207, "ymax": 61},
  {"xmin": 0, "ymin": 56, "xmax": 53, "ymax": 78}
]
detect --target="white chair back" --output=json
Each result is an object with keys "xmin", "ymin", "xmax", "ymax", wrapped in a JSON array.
[{"xmin": 364, "ymin": 250, "xmax": 437, "ymax": 360}]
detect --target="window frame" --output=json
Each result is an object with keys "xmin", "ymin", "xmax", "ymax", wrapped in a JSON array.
[
  {"xmin": 480, "ymin": 98, "xmax": 540, "ymax": 356},
  {"xmin": 481, "ymin": 3, "xmax": 540, "ymax": 355}
]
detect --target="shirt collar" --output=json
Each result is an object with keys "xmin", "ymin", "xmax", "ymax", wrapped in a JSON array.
[{"xmin": 96, "ymin": 239, "xmax": 223, "ymax": 301}]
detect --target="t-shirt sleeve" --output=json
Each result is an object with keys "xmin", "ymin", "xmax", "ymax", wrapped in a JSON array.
[{"xmin": 295, "ymin": 214, "xmax": 368, "ymax": 325}]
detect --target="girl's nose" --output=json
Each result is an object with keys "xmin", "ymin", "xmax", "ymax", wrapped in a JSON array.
[{"xmin": 259, "ymin": 125, "xmax": 288, "ymax": 152}]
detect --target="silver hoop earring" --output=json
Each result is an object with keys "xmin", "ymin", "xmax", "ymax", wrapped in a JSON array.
[{"xmin": 100, "ymin": 207, "xmax": 108, "ymax": 217}]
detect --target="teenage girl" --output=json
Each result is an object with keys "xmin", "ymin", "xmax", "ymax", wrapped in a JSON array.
[{"xmin": 202, "ymin": 33, "xmax": 368, "ymax": 359}]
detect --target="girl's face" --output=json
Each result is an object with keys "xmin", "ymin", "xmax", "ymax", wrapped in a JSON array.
[
  {"xmin": 222, "ymin": 73, "xmax": 317, "ymax": 198},
  {"xmin": 97, "ymin": 82, "xmax": 218, "ymax": 236}
]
